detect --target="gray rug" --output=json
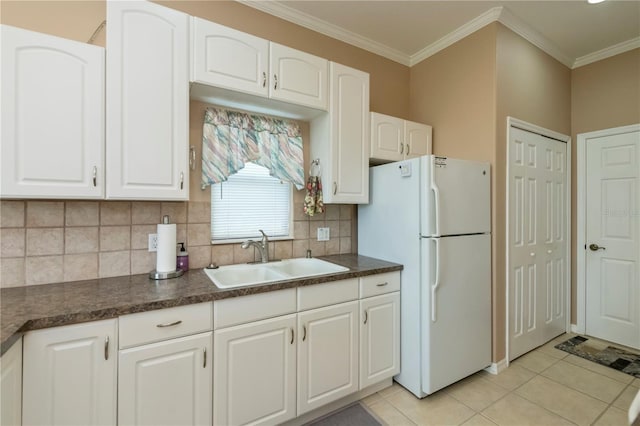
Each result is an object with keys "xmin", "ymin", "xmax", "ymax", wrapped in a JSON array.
[
  {"xmin": 555, "ymin": 335, "xmax": 640, "ymax": 378},
  {"xmin": 307, "ymin": 403, "xmax": 381, "ymax": 426}
]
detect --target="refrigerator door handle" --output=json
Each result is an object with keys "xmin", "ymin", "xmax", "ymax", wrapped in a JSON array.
[
  {"xmin": 431, "ymin": 238, "xmax": 441, "ymax": 322},
  {"xmin": 430, "ymin": 159, "xmax": 441, "ymax": 236}
]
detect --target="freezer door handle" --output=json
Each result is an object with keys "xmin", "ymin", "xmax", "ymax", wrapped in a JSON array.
[
  {"xmin": 431, "ymin": 238, "xmax": 441, "ymax": 322},
  {"xmin": 430, "ymin": 158, "xmax": 441, "ymax": 236}
]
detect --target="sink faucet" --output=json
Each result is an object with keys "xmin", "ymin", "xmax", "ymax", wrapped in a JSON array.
[{"xmin": 241, "ymin": 230, "xmax": 270, "ymax": 263}]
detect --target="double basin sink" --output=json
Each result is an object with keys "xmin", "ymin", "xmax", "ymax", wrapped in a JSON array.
[{"xmin": 204, "ymin": 257, "xmax": 349, "ymax": 289}]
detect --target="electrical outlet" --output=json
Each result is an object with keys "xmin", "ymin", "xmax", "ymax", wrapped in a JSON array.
[
  {"xmin": 317, "ymin": 227, "xmax": 330, "ymax": 241},
  {"xmin": 148, "ymin": 233, "xmax": 158, "ymax": 252}
]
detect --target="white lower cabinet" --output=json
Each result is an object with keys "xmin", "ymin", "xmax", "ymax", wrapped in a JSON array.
[
  {"xmin": 360, "ymin": 292, "xmax": 400, "ymax": 389},
  {"xmin": 118, "ymin": 332, "xmax": 212, "ymax": 426},
  {"xmin": 1, "ymin": 338, "xmax": 22, "ymax": 426},
  {"xmin": 22, "ymin": 319, "xmax": 117, "ymax": 426},
  {"xmin": 297, "ymin": 301, "xmax": 359, "ymax": 415},
  {"xmin": 214, "ymin": 314, "xmax": 297, "ymax": 426}
]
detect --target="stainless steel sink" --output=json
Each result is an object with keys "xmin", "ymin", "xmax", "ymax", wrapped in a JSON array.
[{"xmin": 204, "ymin": 258, "xmax": 349, "ymax": 289}]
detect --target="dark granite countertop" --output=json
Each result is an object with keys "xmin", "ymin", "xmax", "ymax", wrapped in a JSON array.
[{"xmin": 0, "ymin": 254, "xmax": 401, "ymax": 355}]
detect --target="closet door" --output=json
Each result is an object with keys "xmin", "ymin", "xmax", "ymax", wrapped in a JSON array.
[{"xmin": 508, "ymin": 127, "xmax": 567, "ymax": 360}]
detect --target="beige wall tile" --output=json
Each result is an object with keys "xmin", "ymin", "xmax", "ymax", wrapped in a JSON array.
[
  {"xmin": 293, "ymin": 205, "xmax": 307, "ymax": 221},
  {"xmin": 339, "ymin": 220, "xmax": 351, "ymax": 237},
  {"xmin": 292, "ymin": 239, "xmax": 309, "ymax": 258},
  {"xmin": 161, "ymin": 202, "xmax": 187, "ymax": 223},
  {"xmin": 233, "ymin": 244, "xmax": 254, "ymax": 264},
  {"xmin": 26, "ymin": 228, "xmax": 63, "ymax": 256},
  {"xmin": 293, "ymin": 221, "xmax": 309, "ymax": 239},
  {"xmin": 187, "ymin": 223, "xmax": 211, "ymax": 247},
  {"xmin": 131, "ymin": 202, "xmax": 161, "ymax": 225},
  {"xmin": 99, "ymin": 251, "xmax": 130, "ymax": 278},
  {"xmin": 327, "ymin": 220, "xmax": 339, "ymax": 238},
  {"xmin": 63, "ymin": 254, "xmax": 98, "ymax": 282},
  {"xmin": 26, "ymin": 201, "xmax": 64, "ymax": 227},
  {"xmin": 187, "ymin": 201, "xmax": 211, "ymax": 223},
  {"xmin": 326, "ymin": 238, "xmax": 340, "ymax": 255},
  {"xmin": 65, "ymin": 227, "xmax": 99, "ymax": 254},
  {"xmin": 1, "ymin": 228, "xmax": 25, "ymax": 257},
  {"xmin": 131, "ymin": 225, "xmax": 156, "ymax": 250},
  {"xmin": 189, "ymin": 245, "xmax": 211, "ymax": 269},
  {"xmin": 100, "ymin": 226, "xmax": 131, "ymax": 252},
  {"xmin": 0, "ymin": 201, "xmax": 25, "ymax": 228},
  {"xmin": 309, "ymin": 240, "xmax": 326, "ymax": 257},
  {"xmin": 65, "ymin": 201, "xmax": 99, "ymax": 226},
  {"xmin": 100, "ymin": 202, "xmax": 131, "ymax": 225},
  {"xmin": 131, "ymin": 250, "xmax": 155, "ymax": 275},
  {"xmin": 339, "ymin": 237, "xmax": 352, "ymax": 254},
  {"xmin": 176, "ymin": 224, "xmax": 187, "ymax": 247},
  {"xmin": 309, "ymin": 221, "xmax": 325, "ymax": 240},
  {"xmin": 26, "ymin": 255, "xmax": 63, "ymax": 285},
  {"xmin": 541, "ymin": 360, "xmax": 627, "ymax": 403},
  {"xmin": 274, "ymin": 240, "xmax": 293, "ymax": 260},
  {"xmin": 325, "ymin": 205, "xmax": 340, "ymax": 221},
  {"xmin": 340, "ymin": 205, "xmax": 354, "ymax": 220},
  {"xmin": 0, "ymin": 258, "xmax": 25, "ymax": 288},
  {"xmin": 211, "ymin": 245, "xmax": 234, "ymax": 266},
  {"xmin": 309, "ymin": 211, "xmax": 324, "ymax": 221}
]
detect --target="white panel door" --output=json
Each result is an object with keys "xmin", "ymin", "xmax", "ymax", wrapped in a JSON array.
[
  {"xmin": 370, "ymin": 112, "xmax": 403, "ymax": 162},
  {"xmin": 508, "ymin": 127, "xmax": 568, "ymax": 360},
  {"xmin": 297, "ymin": 301, "xmax": 358, "ymax": 415},
  {"xmin": 1, "ymin": 339, "xmax": 22, "ymax": 426},
  {"xmin": 191, "ymin": 17, "xmax": 269, "ymax": 97},
  {"xmin": 269, "ymin": 43, "xmax": 327, "ymax": 110},
  {"xmin": 106, "ymin": 1, "xmax": 189, "ymax": 200},
  {"xmin": 23, "ymin": 320, "xmax": 117, "ymax": 426},
  {"xmin": 1, "ymin": 25, "xmax": 104, "ymax": 199},
  {"xmin": 118, "ymin": 332, "xmax": 212, "ymax": 426},
  {"xmin": 404, "ymin": 121, "xmax": 432, "ymax": 159},
  {"xmin": 214, "ymin": 314, "xmax": 296, "ymax": 426},
  {"xmin": 586, "ymin": 130, "xmax": 640, "ymax": 349},
  {"xmin": 359, "ymin": 293, "xmax": 400, "ymax": 389}
]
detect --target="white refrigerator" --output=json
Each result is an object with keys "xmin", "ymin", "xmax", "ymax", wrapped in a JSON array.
[{"xmin": 358, "ymin": 155, "xmax": 491, "ymax": 398}]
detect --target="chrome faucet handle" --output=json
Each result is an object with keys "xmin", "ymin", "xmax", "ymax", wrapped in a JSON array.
[{"xmin": 258, "ymin": 229, "xmax": 269, "ymax": 244}]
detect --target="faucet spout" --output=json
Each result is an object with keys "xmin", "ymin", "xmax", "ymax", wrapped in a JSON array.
[{"xmin": 241, "ymin": 230, "xmax": 270, "ymax": 263}]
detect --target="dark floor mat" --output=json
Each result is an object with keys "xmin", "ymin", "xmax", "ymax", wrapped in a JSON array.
[
  {"xmin": 555, "ymin": 335, "xmax": 640, "ymax": 378},
  {"xmin": 306, "ymin": 403, "xmax": 382, "ymax": 426}
]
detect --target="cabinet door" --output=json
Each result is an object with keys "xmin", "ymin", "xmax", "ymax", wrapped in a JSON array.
[
  {"xmin": 1, "ymin": 338, "xmax": 22, "ymax": 426},
  {"xmin": 405, "ymin": 121, "xmax": 433, "ymax": 159},
  {"xmin": 370, "ymin": 112, "xmax": 403, "ymax": 162},
  {"xmin": 297, "ymin": 301, "xmax": 358, "ymax": 415},
  {"xmin": 269, "ymin": 43, "xmax": 328, "ymax": 110},
  {"xmin": 1, "ymin": 25, "xmax": 104, "ymax": 199},
  {"xmin": 106, "ymin": 1, "xmax": 189, "ymax": 200},
  {"xmin": 118, "ymin": 332, "xmax": 212, "ymax": 426},
  {"xmin": 327, "ymin": 62, "xmax": 370, "ymax": 204},
  {"xmin": 23, "ymin": 319, "xmax": 117, "ymax": 426},
  {"xmin": 191, "ymin": 17, "xmax": 269, "ymax": 98},
  {"xmin": 214, "ymin": 314, "xmax": 296, "ymax": 426},
  {"xmin": 360, "ymin": 292, "xmax": 400, "ymax": 389}
]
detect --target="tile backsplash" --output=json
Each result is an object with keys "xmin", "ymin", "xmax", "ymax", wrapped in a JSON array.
[{"xmin": 0, "ymin": 196, "xmax": 356, "ymax": 288}]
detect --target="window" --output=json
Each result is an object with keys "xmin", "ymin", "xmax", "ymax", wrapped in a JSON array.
[{"xmin": 211, "ymin": 162, "xmax": 293, "ymax": 243}]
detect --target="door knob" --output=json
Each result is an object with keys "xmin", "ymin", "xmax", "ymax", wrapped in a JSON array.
[{"xmin": 589, "ymin": 243, "xmax": 606, "ymax": 251}]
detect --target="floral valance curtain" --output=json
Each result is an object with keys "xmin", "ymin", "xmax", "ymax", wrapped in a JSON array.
[{"xmin": 201, "ymin": 108, "xmax": 304, "ymax": 190}]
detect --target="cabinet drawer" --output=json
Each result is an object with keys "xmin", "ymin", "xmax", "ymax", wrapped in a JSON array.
[
  {"xmin": 119, "ymin": 302, "xmax": 213, "ymax": 349},
  {"xmin": 359, "ymin": 272, "xmax": 400, "ymax": 298},
  {"xmin": 214, "ymin": 288, "xmax": 296, "ymax": 330},
  {"xmin": 297, "ymin": 279, "xmax": 358, "ymax": 311}
]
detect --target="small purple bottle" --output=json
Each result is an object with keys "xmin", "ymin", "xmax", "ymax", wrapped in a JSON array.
[{"xmin": 177, "ymin": 242, "xmax": 189, "ymax": 271}]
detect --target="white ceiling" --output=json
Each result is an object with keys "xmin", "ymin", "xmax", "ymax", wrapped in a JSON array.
[{"xmin": 242, "ymin": 0, "xmax": 640, "ymax": 68}]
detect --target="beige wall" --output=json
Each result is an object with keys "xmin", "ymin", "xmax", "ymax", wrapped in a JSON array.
[
  {"xmin": 570, "ymin": 48, "xmax": 640, "ymax": 323},
  {"xmin": 495, "ymin": 24, "xmax": 571, "ymax": 361}
]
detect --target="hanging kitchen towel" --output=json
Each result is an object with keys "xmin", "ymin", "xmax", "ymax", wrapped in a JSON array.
[{"xmin": 304, "ymin": 161, "xmax": 324, "ymax": 216}]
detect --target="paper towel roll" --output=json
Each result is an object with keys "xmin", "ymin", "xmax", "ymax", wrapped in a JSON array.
[{"xmin": 156, "ymin": 222, "xmax": 177, "ymax": 273}]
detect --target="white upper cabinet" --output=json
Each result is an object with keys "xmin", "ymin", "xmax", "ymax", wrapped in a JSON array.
[
  {"xmin": 191, "ymin": 17, "xmax": 269, "ymax": 98},
  {"xmin": 311, "ymin": 62, "xmax": 370, "ymax": 204},
  {"xmin": 0, "ymin": 25, "xmax": 104, "ymax": 199},
  {"xmin": 269, "ymin": 42, "xmax": 327, "ymax": 110},
  {"xmin": 191, "ymin": 18, "xmax": 328, "ymax": 114},
  {"xmin": 370, "ymin": 112, "xmax": 432, "ymax": 162},
  {"xmin": 106, "ymin": 1, "xmax": 189, "ymax": 200}
]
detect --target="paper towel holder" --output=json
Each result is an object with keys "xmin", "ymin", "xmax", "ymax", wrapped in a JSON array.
[{"xmin": 149, "ymin": 269, "xmax": 184, "ymax": 280}]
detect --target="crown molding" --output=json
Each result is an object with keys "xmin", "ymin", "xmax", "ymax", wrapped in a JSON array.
[
  {"xmin": 409, "ymin": 7, "xmax": 503, "ymax": 67},
  {"xmin": 240, "ymin": 0, "xmax": 411, "ymax": 66},
  {"xmin": 573, "ymin": 37, "xmax": 640, "ymax": 68}
]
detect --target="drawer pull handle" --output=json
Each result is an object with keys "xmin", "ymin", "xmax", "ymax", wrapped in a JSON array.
[
  {"xmin": 302, "ymin": 325, "xmax": 307, "ymax": 342},
  {"xmin": 156, "ymin": 320, "xmax": 182, "ymax": 328},
  {"xmin": 290, "ymin": 328, "xmax": 294, "ymax": 345},
  {"xmin": 203, "ymin": 348, "xmax": 207, "ymax": 368},
  {"xmin": 406, "ymin": 144, "xmax": 411, "ymax": 155},
  {"xmin": 364, "ymin": 310, "xmax": 368, "ymax": 324},
  {"xmin": 104, "ymin": 336, "xmax": 109, "ymax": 360},
  {"xmin": 376, "ymin": 282, "xmax": 389, "ymax": 287}
]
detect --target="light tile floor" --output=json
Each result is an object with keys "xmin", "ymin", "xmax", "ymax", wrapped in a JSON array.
[{"xmin": 362, "ymin": 333, "xmax": 640, "ymax": 425}]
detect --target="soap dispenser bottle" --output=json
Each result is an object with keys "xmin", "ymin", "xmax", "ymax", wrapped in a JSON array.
[{"xmin": 177, "ymin": 242, "xmax": 189, "ymax": 271}]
